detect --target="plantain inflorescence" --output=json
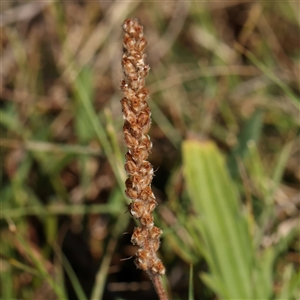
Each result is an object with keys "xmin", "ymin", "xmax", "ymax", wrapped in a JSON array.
[{"xmin": 120, "ymin": 18, "xmax": 165, "ymax": 278}]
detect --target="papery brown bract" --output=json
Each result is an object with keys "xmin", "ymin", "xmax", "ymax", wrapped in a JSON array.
[
  {"xmin": 140, "ymin": 214, "xmax": 154, "ymax": 228},
  {"xmin": 129, "ymin": 199, "xmax": 145, "ymax": 219},
  {"xmin": 149, "ymin": 226, "xmax": 162, "ymax": 239},
  {"xmin": 151, "ymin": 259, "xmax": 165, "ymax": 275},
  {"xmin": 125, "ymin": 178, "xmax": 138, "ymax": 199},
  {"xmin": 131, "ymin": 227, "xmax": 147, "ymax": 247},
  {"xmin": 124, "ymin": 160, "xmax": 138, "ymax": 175}
]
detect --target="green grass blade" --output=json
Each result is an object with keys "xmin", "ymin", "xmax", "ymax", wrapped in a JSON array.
[
  {"xmin": 72, "ymin": 72, "xmax": 126, "ymax": 193},
  {"xmin": 16, "ymin": 234, "xmax": 67, "ymax": 299},
  {"xmin": 1, "ymin": 204, "xmax": 119, "ymax": 219},
  {"xmin": 228, "ymin": 109, "xmax": 264, "ymax": 178},
  {"xmin": 60, "ymin": 250, "xmax": 87, "ymax": 300},
  {"xmin": 235, "ymin": 43, "xmax": 300, "ymax": 108},
  {"xmin": 90, "ymin": 213, "xmax": 130, "ymax": 300},
  {"xmin": 188, "ymin": 264, "xmax": 194, "ymax": 300}
]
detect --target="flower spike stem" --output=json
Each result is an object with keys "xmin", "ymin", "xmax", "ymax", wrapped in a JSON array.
[{"xmin": 120, "ymin": 18, "xmax": 168, "ymax": 300}]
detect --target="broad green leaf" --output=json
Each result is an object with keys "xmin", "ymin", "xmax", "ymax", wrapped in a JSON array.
[{"xmin": 183, "ymin": 139, "xmax": 254, "ymax": 298}]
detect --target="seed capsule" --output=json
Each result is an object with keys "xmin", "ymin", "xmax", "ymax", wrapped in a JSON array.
[
  {"xmin": 137, "ymin": 37, "xmax": 147, "ymax": 53},
  {"xmin": 129, "ymin": 199, "xmax": 145, "ymax": 219},
  {"xmin": 125, "ymin": 178, "xmax": 137, "ymax": 199},
  {"xmin": 137, "ymin": 108, "xmax": 150, "ymax": 128},
  {"xmin": 149, "ymin": 226, "xmax": 162, "ymax": 240},
  {"xmin": 123, "ymin": 34, "xmax": 135, "ymax": 51},
  {"xmin": 140, "ymin": 213, "xmax": 154, "ymax": 227},
  {"xmin": 151, "ymin": 239, "xmax": 160, "ymax": 252},
  {"xmin": 131, "ymin": 227, "xmax": 147, "ymax": 247},
  {"xmin": 134, "ymin": 257, "xmax": 148, "ymax": 271},
  {"xmin": 124, "ymin": 160, "xmax": 137, "ymax": 175},
  {"xmin": 139, "ymin": 187, "xmax": 155, "ymax": 202},
  {"xmin": 151, "ymin": 259, "xmax": 165, "ymax": 275}
]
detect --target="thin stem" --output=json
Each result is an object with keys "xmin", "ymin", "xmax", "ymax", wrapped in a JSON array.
[{"xmin": 150, "ymin": 274, "xmax": 169, "ymax": 300}]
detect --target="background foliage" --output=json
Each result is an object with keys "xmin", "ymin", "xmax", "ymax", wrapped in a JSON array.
[{"xmin": 1, "ymin": 1, "xmax": 299, "ymax": 299}]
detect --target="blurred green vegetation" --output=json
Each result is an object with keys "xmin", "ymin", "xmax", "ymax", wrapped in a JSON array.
[{"xmin": 1, "ymin": 1, "xmax": 299, "ymax": 300}]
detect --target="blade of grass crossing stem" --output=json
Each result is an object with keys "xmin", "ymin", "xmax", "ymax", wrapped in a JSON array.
[{"xmin": 183, "ymin": 140, "xmax": 253, "ymax": 299}]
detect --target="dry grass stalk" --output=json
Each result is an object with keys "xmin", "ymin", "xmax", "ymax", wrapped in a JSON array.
[{"xmin": 120, "ymin": 18, "xmax": 168, "ymax": 300}]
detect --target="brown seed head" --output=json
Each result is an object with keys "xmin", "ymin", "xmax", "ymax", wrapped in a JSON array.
[{"xmin": 121, "ymin": 18, "xmax": 165, "ymax": 282}]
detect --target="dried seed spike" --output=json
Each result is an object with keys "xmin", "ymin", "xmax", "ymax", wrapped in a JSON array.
[{"xmin": 120, "ymin": 18, "xmax": 167, "ymax": 300}]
